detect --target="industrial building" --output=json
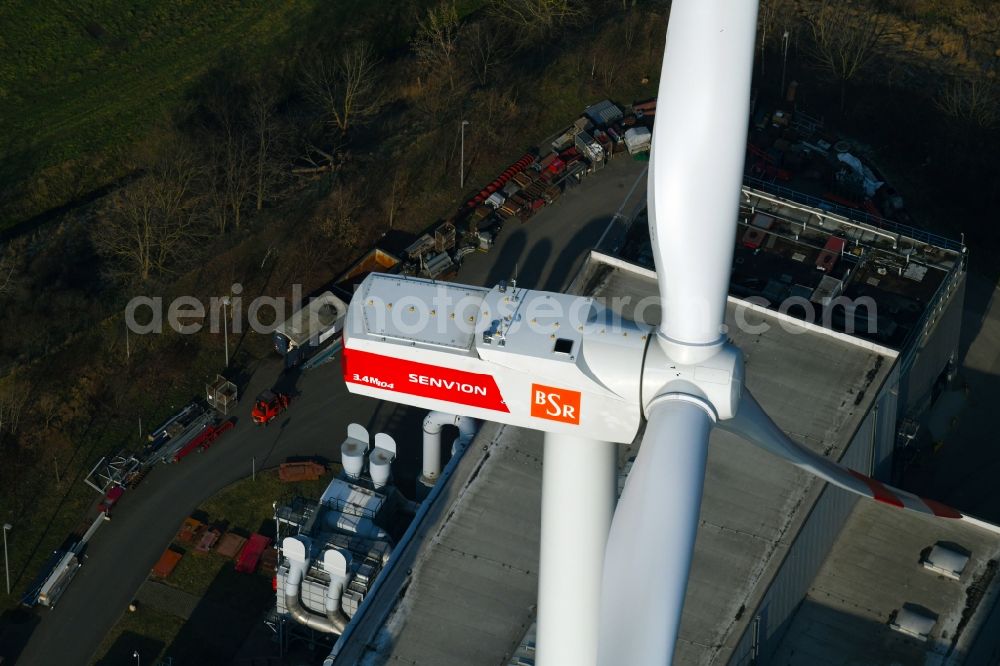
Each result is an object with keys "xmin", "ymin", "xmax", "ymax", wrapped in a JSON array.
[{"xmin": 319, "ymin": 179, "xmax": 1000, "ymax": 666}]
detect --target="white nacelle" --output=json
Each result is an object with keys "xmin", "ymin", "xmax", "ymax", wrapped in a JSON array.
[{"xmin": 343, "ymin": 274, "xmax": 649, "ymax": 443}]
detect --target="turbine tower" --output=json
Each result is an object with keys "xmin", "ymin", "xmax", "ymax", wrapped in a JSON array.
[{"xmin": 341, "ymin": 2, "xmax": 994, "ymax": 664}]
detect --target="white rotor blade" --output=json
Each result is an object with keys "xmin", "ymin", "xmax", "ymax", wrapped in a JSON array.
[
  {"xmin": 598, "ymin": 399, "xmax": 713, "ymax": 666},
  {"xmin": 721, "ymin": 389, "xmax": 1000, "ymax": 534},
  {"xmin": 648, "ymin": 0, "xmax": 759, "ymax": 348}
]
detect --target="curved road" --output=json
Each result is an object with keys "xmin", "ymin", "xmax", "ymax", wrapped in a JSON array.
[{"xmin": 15, "ymin": 157, "xmax": 647, "ymax": 666}]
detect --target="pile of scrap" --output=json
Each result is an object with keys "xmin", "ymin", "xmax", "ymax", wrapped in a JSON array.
[
  {"xmin": 176, "ymin": 516, "xmax": 204, "ymax": 544},
  {"xmin": 405, "ymin": 221, "xmax": 459, "ymax": 279},
  {"xmin": 279, "ymin": 461, "xmax": 327, "ymax": 482},
  {"xmin": 235, "ymin": 534, "xmax": 272, "ymax": 574},
  {"xmin": 215, "ymin": 532, "xmax": 248, "ymax": 559},
  {"xmin": 464, "ymin": 152, "xmax": 537, "ymax": 211},
  {"xmin": 152, "ymin": 547, "xmax": 184, "ymax": 579},
  {"xmin": 196, "ymin": 528, "xmax": 222, "ymax": 553}
]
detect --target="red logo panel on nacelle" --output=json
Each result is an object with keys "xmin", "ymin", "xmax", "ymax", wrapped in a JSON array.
[
  {"xmin": 530, "ymin": 383, "xmax": 581, "ymax": 425},
  {"xmin": 343, "ymin": 348, "xmax": 509, "ymax": 413}
]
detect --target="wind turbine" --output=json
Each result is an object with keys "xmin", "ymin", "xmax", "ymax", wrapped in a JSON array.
[{"xmin": 341, "ymin": 2, "xmax": 989, "ymax": 664}]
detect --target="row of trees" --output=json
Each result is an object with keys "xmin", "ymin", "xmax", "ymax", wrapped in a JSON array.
[{"xmin": 87, "ymin": 0, "xmax": 603, "ymax": 287}]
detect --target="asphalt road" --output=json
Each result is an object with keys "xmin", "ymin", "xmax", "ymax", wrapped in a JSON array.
[{"xmin": 14, "ymin": 156, "xmax": 648, "ymax": 666}]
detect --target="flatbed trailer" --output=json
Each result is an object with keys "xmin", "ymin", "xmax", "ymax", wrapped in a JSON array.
[{"xmin": 172, "ymin": 419, "xmax": 235, "ymax": 462}]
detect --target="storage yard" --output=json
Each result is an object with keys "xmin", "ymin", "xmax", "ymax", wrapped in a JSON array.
[{"xmin": 11, "ymin": 97, "xmax": 654, "ymax": 665}]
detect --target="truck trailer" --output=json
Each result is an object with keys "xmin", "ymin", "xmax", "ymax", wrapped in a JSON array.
[{"xmin": 273, "ymin": 292, "xmax": 348, "ymax": 368}]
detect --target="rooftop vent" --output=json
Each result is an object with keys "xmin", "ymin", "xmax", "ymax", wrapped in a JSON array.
[
  {"xmin": 922, "ymin": 542, "xmax": 970, "ymax": 581},
  {"xmin": 889, "ymin": 604, "xmax": 937, "ymax": 641},
  {"xmin": 554, "ymin": 338, "xmax": 573, "ymax": 355}
]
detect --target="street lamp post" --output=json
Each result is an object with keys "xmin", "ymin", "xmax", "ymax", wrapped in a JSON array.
[
  {"xmin": 133, "ymin": 649, "xmax": 140, "ymax": 665},
  {"xmin": 3, "ymin": 523, "xmax": 10, "ymax": 595},
  {"xmin": 460, "ymin": 120, "xmax": 470, "ymax": 189},
  {"xmin": 780, "ymin": 30, "xmax": 790, "ymax": 97},
  {"xmin": 222, "ymin": 296, "xmax": 232, "ymax": 368}
]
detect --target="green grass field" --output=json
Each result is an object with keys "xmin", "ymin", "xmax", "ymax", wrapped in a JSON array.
[
  {"xmin": 0, "ymin": 0, "xmax": 323, "ymax": 226},
  {"xmin": 0, "ymin": 0, "xmax": 415, "ymax": 228}
]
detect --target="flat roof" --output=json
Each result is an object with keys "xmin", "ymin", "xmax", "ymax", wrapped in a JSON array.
[
  {"xmin": 772, "ymin": 498, "xmax": 1000, "ymax": 664},
  {"xmin": 581, "ymin": 258, "xmax": 894, "ymax": 663},
  {"xmin": 276, "ymin": 291, "xmax": 347, "ymax": 346},
  {"xmin": 353, "ymin": 254, "xmax": 898, "ymax": 665},
  {"xmin": 359, "ymin": 422, "xmax": 541, "ymax": 665},
  {"xmin": 618, "ymin": 185, "xmax": 965, "ymax": 350}
]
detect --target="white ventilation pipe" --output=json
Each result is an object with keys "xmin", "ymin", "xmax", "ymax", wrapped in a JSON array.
[
  {"xmin": 421, "ymin": 412, "xmax": 478, "ymax": 485},
  {"xmin": 369, "ymin": 433, "xmax": 396, "ymax": 489},
  {"xmin": 323, "ymin": 549, "xmax": 351, "ymax": 630},
  {"xmin": 342, "ymin": 423, "xmax": 369, "ymax": 479},
  {"xmin": 281, "ymin": 536, "xmax": 349, "ymax": 634}
]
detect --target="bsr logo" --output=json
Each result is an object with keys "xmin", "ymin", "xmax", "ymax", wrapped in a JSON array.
[{"xmin": 531, "ymin": 383, "xmax": 581, "ymax": 425}]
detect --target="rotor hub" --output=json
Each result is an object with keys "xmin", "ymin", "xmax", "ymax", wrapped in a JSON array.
[{"xmin": 641, "ymin": 335, "xmax": 744, "ymax": 421}]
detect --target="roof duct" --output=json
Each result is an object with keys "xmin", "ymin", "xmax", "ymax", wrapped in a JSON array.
[{"xmin": 341, "ymin": 424, "xmax": 369, "ymax": 479}]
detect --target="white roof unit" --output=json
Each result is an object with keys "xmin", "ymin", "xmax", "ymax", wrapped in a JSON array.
[
  {"xmin": 889, "ymin": 605, "xmax": 937, "ymax": 641},
  {"xmin": 275, "ymin": 291, "xmax": 348, "ymax": 348},
  {"xmin": 624, "ymin": 127, "xmax": 652, "ymax": 155},
  {"xmin": 341, "ymin": 424, "xmax": 368, "ymax": 479},
  {"xmin": 320, "ymin": 478, "xmax": 384, "ymax": 517},
  {"xmin": 922, "ymin": 543, "xmax": 970, "ymax": 580}
]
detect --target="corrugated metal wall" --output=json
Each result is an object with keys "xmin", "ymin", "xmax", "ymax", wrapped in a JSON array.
[
  {"xmin": 873, "ymin": 364, "xmax": 900, "ymax": 481},
  {"xmin": 727, "ymin": 402, "xmax": 885, "ymax": 665},
  {"xmin": 899, "ymin": 271, "xmax": 966, "ymax": 415}
]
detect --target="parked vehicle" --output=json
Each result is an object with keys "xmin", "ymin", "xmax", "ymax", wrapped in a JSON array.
[
  {"xmin": 99, "ymin": 485, "xmax": 124, "ymax": 514},
  {"xmin": 273, "ymin": 291, "xmax": 348, "ymax": 368},
  {"xmin": 37, "ymin": 551, "xmax": 82, "ymax": 608},
  {"xmin": 252, "ymin": 390, "xmax": 290, "ymax": 426}
]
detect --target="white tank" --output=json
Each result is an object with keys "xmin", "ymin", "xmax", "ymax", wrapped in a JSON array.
[
  {"xmin": 342, "ymin": 423, "xmax": 369, "ymax": 478},
  {"xmin": 341, "ymin": 439, "xmax": 366, "ymax": 479},
  {"xmin": 369, "ymin": 448, "xmax": 394, "ymax": 488}
]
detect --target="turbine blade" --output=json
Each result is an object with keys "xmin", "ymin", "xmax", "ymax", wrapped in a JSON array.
[
  {"xmin": 649, "ymin": 1, "xmax": 758, "ymax": 347},
  {"xmin": 722, "ymin": 389, "xmax": 1000, "ymax": 534},
  {"xmin": 598, "ymin": 399, "xmax": 714, "ymax": 666}
]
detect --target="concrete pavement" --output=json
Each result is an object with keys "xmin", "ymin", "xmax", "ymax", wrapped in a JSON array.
[{"xmin": 14, "ymin": 155, "xmax": 648, "ymax": 666}]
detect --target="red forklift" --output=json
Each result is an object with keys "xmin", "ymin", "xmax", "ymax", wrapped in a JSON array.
[{"xmin": 251, "ymin": 390, "xmax": 290, "ymax": 426}]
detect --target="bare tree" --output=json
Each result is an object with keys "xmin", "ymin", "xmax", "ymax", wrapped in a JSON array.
[
  {"xmin": 490, "ymin": 0, "xmax": 585, "ymax": 40},
  {"xmin": 413, "ymin": 2, "xmax": 464, "ymax": 92},
  {"xmin": 248, "ymin": 75, "xmax": 282, "ymax": 211},
  {"xmin": 935, "ymin": 76, "xmax": 998, "ymax": 129},
  {"xmin": 593, "ymin": 29, "xmax": 624, "ymax": 91},
  {"xmin": 622, "ymin": 5, "xmax": 642, "ymax": 52},
  {"xmin": 805, "ymin": 2, "xmax": 891, "ymax": 111},
  {"xmin": 318, "ymin": 179, "xmax": 367, "ymax": 249},
  {"xmin": 0, "ymin": 380, "xmax": 28, "ymax": 448},
  {"xmin": 462, "ymin": 23, "xmax": 503, "ymax": 86},
  {"xmin": 0, "ymin": 244, "xmax": 17, "ymax": 298},
  {"xmin": 95, "ymin": 138, "xmax": 204, "ymax": 282},
  {"xmin": 302, "ymin": 43, "xmax": 381, "ymax": 135},
  {"xmin": 212, "ymin": 132, "xmax": 253, "ymax": 233},
  {"xmin": 202, "ymin": 84, "xmax": 255, "ymax": 233},
  {"xmin": 758, "ymin": 0, "xmax": 796, "ymax": 70},
  {"xmin": 384, "ymin": 169, "xmax": 413, "ymax": 231},
  {"xmin": 474, "ymin": 88, "xmax": 519, "ymax": 147}
]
